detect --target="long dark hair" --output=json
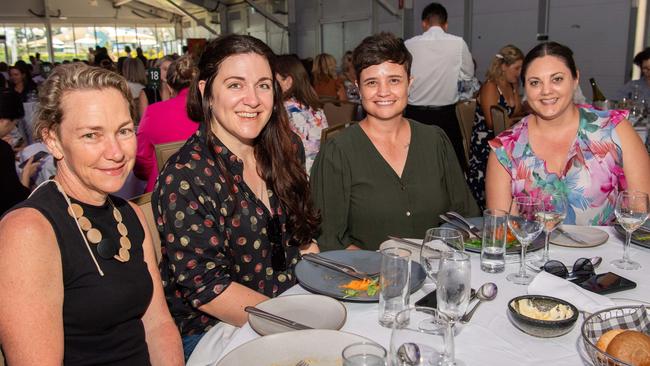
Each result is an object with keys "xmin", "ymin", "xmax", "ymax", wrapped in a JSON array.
[
  {"xmin": 186, "ymin": 34, "xmax": 319, "ymax": 245},
  {"xmin": 275, "ymin": 54, "xmax": 322, "ymax": 110}
]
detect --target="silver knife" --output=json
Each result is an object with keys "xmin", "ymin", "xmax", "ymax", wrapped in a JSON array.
[
  {"xmin": 445, "ymin": 211, "xmax": 483, "ymax": 238},
  {"xmin": 556, "ymin": 226, "xmax": 589, "ymax": 245},
  {"xmin": 387, "ymin": 235, "xmax": 424, "ymax": 249},
  {"xmin": 245, "ymin": 306, "xmax": 313, "ymax": 330},
  {"xmin": 301, "ymin": 254, "xmax": 370, "ymax": 279},
  {"xmin": 438, "ymin": 214, "xmax": 476, "ymax": 238}
]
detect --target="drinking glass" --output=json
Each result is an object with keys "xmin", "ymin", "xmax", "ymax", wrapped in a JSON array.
[
  {"xmin": 480, "ymin": 208, "xmax": 508, "ymax": 273},
  {"xmin": 378, "ymin": 247, "xmax": 412, "ymax": 328},
  {"xmin": 390, "ymin": 307, "xmax": 447, "ymax": 366},
  {"xmin": 506, "ymin": 196, "xmax": 544, "ymax": 285},
  {"xmin": 419, "ymin": 228, "xmax": 463, "ymax": 286},
  {"xmin": 342, "ymin": 342, "xmax": 387, "ymax": 366},
  {"xmin": 613, "ymin": 190, "xmax": 649, "ymax": 270},
  {"xmin": 531, "ymin": 193, "xmax": 568, "ymax": 267},
  {"xmin": 436, "ymin": 251, "xmax": 471, "ymax": 366}
]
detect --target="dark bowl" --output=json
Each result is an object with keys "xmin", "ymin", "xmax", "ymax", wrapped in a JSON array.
[{"xmin": 508, "ymin": 295, "xmax": 579, "ymax": 338}]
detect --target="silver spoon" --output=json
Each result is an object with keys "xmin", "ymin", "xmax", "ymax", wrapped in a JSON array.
[
  {"xmin": 460, "ymin": 282, "xmax": 498, "ymax": 324},
  {"xmin": 397, "ymin": 343, "xmax": 421, "ymax": 365}
]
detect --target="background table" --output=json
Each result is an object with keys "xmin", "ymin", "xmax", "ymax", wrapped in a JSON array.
[{"xmin": 206, "ymin": 227, "xmax": 650, "ymax": 366}]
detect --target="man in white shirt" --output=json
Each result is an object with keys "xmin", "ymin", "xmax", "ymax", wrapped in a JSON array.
[{"xmin": 405, "ymin": 2, "xmax": 474, "ymax": 172}]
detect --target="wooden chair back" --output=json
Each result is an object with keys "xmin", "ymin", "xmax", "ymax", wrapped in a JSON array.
[
  {"xmin": 154, "ymin": 140, "xmax": 185, "ymax": 173},
  {"xmin": 321, "ymin": 99, "xmax": 358, "ymax": 127},
  {"xmin": 490, "ymin": 104, "xmax": 510, "ymax": 136},
  {"xmin": 130, "ymin": 192, "xmax": 162, "ymax": 264},
  {"xmin": 320, "ymin": 121, "xmax": 357, "ymax": 146},
  {"xmin": 455, "ymin": 100, "xmax": 477, "ymax": 164}
]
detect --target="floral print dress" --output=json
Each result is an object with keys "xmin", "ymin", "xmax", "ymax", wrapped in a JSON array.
[
  {"xmin": 284, "ymin": 97, "xmax": 328, "ymax": 175},
  {"xmin": 467, "ymin": 89, "xmax": 514, "ymax": 210},
  {"xmin": 489, "ymin": 107, "xmax": 629, "ymax": 225}
]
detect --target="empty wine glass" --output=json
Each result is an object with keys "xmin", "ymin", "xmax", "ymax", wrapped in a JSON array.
[
  {"xmin": 420, "ymin": 228, "xmax": 463, "ymax": 286},
  {"xmin": 507, "ymin": 196, "xmax": 544, "ymax": 285},
  {"xmin": 613, "ymin": 190, "xmax": 649, "ymax": 270},
  {"xmin": 390, "ymin": 307, "xmax": 447, "ymax": 366},
  {"xmin": 436, "ymin": 251, "xmax": 471, "ymax": 366},
  {"xmin": 531, "ymin": 193, "xmax": 568, "ymax": 267}
]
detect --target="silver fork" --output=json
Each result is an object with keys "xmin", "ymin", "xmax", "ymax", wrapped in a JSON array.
[{"xmin": 295, "ymin": 360, "xmax": 310, "ymax": 366}]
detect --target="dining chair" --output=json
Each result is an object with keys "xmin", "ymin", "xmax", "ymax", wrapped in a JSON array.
[
  {"xmin": 320, "ymin": 121, "xmax": 357, "ymax": 146},
  {"xmin": 154, "ymin": 140, "xmax": 185, "ymax": 173},
  {"xmin": 130, "ymin": 192, "xmax": 162, "ymax": 264},
  {"xmin": 455, "ymin": 100, "xmax": 477, "ymax": 164},
  {"xmin": 490, "ymin": 104, "xmax": 510, "ymax": 135},
  {"xmin": 321, "ymin": 99, "xmax": 359, "ymax": 127}
]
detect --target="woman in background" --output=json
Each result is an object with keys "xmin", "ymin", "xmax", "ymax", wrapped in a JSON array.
[
  {"xmin": 8, "ymin": 63, "xmax": 38, "ymax": 102},
  {"xmin": 122, "ymin": 58, "xmax": 147, "ymax": 118},
  {"xmin": 467, "ymin": 45, "xmax": 523, "ymax": 210},
  {"xmin": 135, "ymin": 55, "xmax": 199, "ymax": 192},
  {"xmin": 141, "ymin": 55, "xmax": 177, "ymax": 115},
  {"xmin": 340, "ymin": 51, "xmax": 360, "ymax": 103},
  {"xmin": 276, "ymin": 54, "xmax": 328, "ymax": 174},
  {"xmin": 312, "ymin": 53, "xmax": 347, "ymax": 101}
]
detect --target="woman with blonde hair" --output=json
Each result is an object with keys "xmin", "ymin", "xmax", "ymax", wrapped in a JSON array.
[
  {"xmin": 467, "ymin": 44, "xmax": 524, "ymax": 209},
  {"xmin": 312, "ymin": 53, "xmax": 347, "ymax": 100}
]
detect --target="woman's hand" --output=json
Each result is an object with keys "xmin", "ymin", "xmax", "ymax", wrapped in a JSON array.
[{"xmin": 19, "ymin": 157, "xmax": 40, "ymax": 188}]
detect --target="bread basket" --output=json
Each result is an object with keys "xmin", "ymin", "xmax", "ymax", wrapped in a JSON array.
[{"xmin": 581, "ymin": 305, "xmax": 649, "ymax": 366}]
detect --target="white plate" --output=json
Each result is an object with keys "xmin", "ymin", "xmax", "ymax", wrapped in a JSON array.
[
  {"xmin": 550, "ymin": 225, "xmax": 609, "ymax": 248},
  {"xmin": 216, "ymin": 329, "xmax": 374, "ymax": 366},
  {"xmin": 249, "ymin": 294, "xmax": 347, "ymax": 336}
]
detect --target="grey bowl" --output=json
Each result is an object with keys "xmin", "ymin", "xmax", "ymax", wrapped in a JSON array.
[{"xmin": 508, "ymin": 295, "xmax": 579, "ymax": 338}]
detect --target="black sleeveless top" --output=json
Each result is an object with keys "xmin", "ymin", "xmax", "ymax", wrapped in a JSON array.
[{"xmin": 14, "ymin": 182, "xmax": 153, "ymax": 365}]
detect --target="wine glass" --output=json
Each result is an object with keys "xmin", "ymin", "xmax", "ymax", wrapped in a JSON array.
[
  {"xmin": 420, "ymin": 228, "xmax": 464, "ymax": 286},
  {"xmin": 531, "ymin": 193, "xmax": 568, "ymax": 267},
  {"xmin": 613, "ymin": 190, "xmax": 649, "ymax": 270},
  {"xmin": 390, "ymin": 307, "xmax": 447, "ymax": 366},
  {"xmin": 436, "ymin": 251, "xmax": 471, "ymax": 366},
  {"xmin": 506, "ymin": 196, "xmax": 544, "ymax": 285}
]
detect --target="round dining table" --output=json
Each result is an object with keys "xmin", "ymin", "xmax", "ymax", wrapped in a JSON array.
[{"xmin": 192, "ymin": 226, "xmax": 650, "ymax": 366}]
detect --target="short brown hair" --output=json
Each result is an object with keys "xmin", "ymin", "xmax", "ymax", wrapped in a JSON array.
[
  {"xmin": 352, "ymin": 32, "xmax": 412, "ymax": 82},
  {"xmin": 34, "ymin": 63, "xmax": 133, "ymax": 140}
]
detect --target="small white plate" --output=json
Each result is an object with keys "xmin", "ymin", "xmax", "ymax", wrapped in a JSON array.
[
  {"xmin": 550, "ymin": 225, "xmax": 609, "ymax": 248},
  {"xmin": 216, "ymin": 329, "xmax": 373, "ymax": 366},
  {"xmin": 248, "ymin": 294, "xmax": 346, "ymax": 336}
]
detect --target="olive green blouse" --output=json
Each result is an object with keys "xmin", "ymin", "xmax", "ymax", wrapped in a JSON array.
[{"xmin": 311, "ymin": 120, "xmax": 479, "ymax": 251}]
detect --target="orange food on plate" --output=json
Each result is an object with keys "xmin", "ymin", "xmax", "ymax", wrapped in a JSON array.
[
  {"xmin": 495, "ymin": 226, "xmax": 517, "ymax": 243},
  {"xmin": 340, "ymin": 278, "xmax": 373, "ymax": 291}
]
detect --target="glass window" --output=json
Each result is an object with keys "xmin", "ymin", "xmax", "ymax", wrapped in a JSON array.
[
  {"xmin": 25, "ymin": 24, "xmax": 49, "ymax": 61},
  {"xmin": 74, "ymin": 26, "xmax": 97, "ymax": 61},
  {"xmin": 136, "ymin": 25, "xmax": 158, "ymax": 60},
  {"xmin": 0, "ymin": 26, "xmax": 7, "ymax": 64},
  {"xmin": 51, "ymin": 25, "xmax": 76, "ymax": 62},
  {"xmin": 94, "ymin": 26, "xmax": 118, "ymax": 61},
  {"xmin": 116, "ymin": 26, "xmax": 137, "ymax": 58}
]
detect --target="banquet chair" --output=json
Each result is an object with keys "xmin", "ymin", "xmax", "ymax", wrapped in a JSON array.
[
  {"xmin": 490, "ymin": 105, "xmax": 510, "ymax": 135},
  {"xmin": 455, "ymin": 100, "xmax": 476, "ymax": 164},
  {"xmin": 154, "ymin": 140, "xmax": 185, "ymax": 173},
  {"xmin": 320, "ymin": 121, "xmax": 357, "ymax": 146},
  {"xmin": 130, "ymin": 192, "xmax": 162, "ymax": 264},
  {"xmin": 321, "ymin": 99, "xmax": 358, "ymax": 127}
]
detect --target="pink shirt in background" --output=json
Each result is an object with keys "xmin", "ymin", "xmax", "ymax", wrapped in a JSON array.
[{"xmin": 135, "ymin": 88, "xmax": 198, "ymax": 192}]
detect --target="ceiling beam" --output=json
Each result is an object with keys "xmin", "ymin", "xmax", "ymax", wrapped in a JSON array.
[
  {"xmin": 242, "ymin": 0, "xmax": 288, "ymax": 31},
  {"xmin": 166, "ymin": 0, "xmax": 218, "ymax": 35}
]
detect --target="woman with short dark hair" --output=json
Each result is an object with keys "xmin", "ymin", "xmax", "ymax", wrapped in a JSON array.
[
  {"xmin": 311, "ymin": 32, "xmax": 478, "ymax": 251},
  {"xmin": 616, "ymin": 47, "xmax": 650, "ymax": 101}
]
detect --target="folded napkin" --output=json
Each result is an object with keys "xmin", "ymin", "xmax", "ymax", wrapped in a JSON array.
[{"xmin": 528, "ymin": 271, "xmax": 615, "ymax": 314}]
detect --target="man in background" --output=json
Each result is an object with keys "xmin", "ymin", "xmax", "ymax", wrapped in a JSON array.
[{"xmin": 405, "ymin": 2, "xmax": 474, "ymax": 172}]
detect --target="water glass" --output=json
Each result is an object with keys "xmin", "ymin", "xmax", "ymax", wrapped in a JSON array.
[
  {"xmin": 378, "ymin": 247, "xmax": 412, "ymax": 328},
  {"xmin": 531, "ymin": 193, "xmax": 568, "ymax": 267},
  {"xmin": 437, "ymin": 251, "xmax": 471, "ymax": 366},
  {"xmin": 613, "ymin": 190, "xmax": 649, "ymax": 270},
  {"xmin": 506, "ymin": 196, "xmax": 544, "ymax": 285},
  {"xmin": 420, "ymin": 228, "xmax": 461, "ymax": 285},
  {"xmin": 480, "ymin": 209, "xmax": 508, "ymax": 273},
  {"xmin": 390, "ymin": 307, "xmax": 447, "ymax": 366},
  {"xmin": 342, "ymin": 342, "xmax": 387, "ymax": 366}
]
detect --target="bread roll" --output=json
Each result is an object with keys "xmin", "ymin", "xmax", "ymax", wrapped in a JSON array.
[
  {"xmin": 597, "ymin": 329, "xmax": 626, "ymax": 352},
  {"xmin": 606, "ymin": 330, "xmax": 650, "ymax": 366}
]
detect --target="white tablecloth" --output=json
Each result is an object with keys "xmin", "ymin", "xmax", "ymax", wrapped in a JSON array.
[{"xmin": 197, "ymin": 227, "xmax": 650, "ymax": 366}]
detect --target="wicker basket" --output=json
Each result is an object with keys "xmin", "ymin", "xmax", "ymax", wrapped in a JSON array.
[{"xmin": 581, "ymin": 305, "xmax": 649, "ymax": 366}]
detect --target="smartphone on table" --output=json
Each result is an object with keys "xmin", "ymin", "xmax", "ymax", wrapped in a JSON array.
[
  {"xmin": 415, "ymin": 288, "xmax": 477, "ymax": 308},
  {"xmin": 572, "ymin": 272, "xmax": 636, "ymax": 295}
]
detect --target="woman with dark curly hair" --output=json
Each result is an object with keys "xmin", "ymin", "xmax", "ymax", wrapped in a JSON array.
[{"xmin": 151, "ymin": 34, "xmax": 320, "ymax": 361}]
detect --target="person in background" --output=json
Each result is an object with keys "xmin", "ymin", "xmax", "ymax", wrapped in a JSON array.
[
  {"xmin": 467, "ymin": 45, "xmax": 524, "ymax": 210},
  {"xmin": 0, "ymin": 61, "xmax": 9, "ymax": 81},
  {"xmin": 141, "ymin": 55, "xmax": 176, "ymax": 112},
  {"xmin": 0, "ymin": 63, "xmax": 183, "ymax": 365},
  {"xmin": 152, "ymin": 34, "xmax": 319, "ymax": 362},
  {"xmin": 616, "ymin": 47, "xmax": 650, "ymax": 102},
  {"xmin": 276, "ymin": 54, "xmax": 329, "ymax": 175},
  {"xmin": 135, "ymin": 55, "xmax": 199, "ymax": 192},
  {"xmin": 136, "ymin": 47, "xmax": 148, "ymax": 68},
  {"xmin": 311, "ymin": 32, "xmax": 478, "ymax": 251},
  {"xmin": 9, "ymin": 63, "xmax": 38, "ymax": 102},
  {"xmin": 122, "ymin": 58, "xmax": 147, "ymax": 119},
  {"xmin": 404, "ymin": 2, "xmax": 474, "ymax": 173},
  {"xmin": 486, "ymin": 42, "xmax": 650, "ymax": 225},
  {"xmin": 0, "ymin": 90, "xmax": 40, "ymax": 216},
  {"xmin": 117, "ymin": 45, "xmax": 132, "ymax": 75},
  {"xmin": 340, "ymin": 50, "xmax": 360, "ymax": 103},
  {"xmin": 312, "ymin": 53, "xmax": 347, "ymax": 101}
]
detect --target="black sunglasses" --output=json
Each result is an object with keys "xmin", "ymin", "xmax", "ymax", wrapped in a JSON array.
[
  {"xmin": 543, "ymin": 258, "xmax": 595, "ymax": 280},
  {"xmin": 267, "ymin": 216, "xmax": 286, "ymax": 272}
]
